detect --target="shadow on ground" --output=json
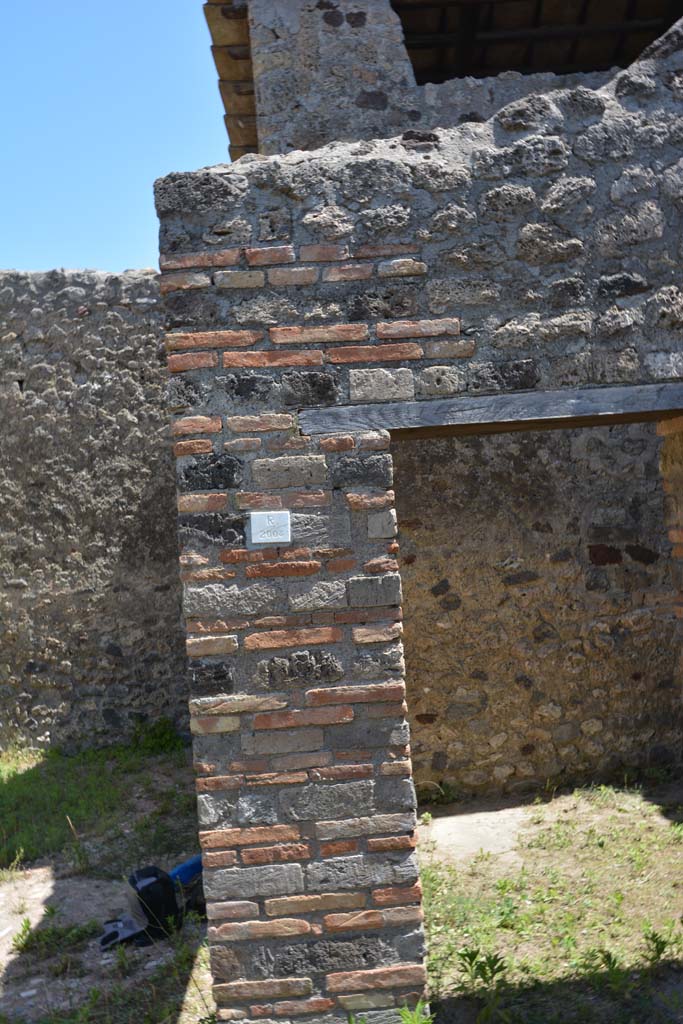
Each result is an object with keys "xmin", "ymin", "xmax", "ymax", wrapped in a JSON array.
[
  {"xmin": 3, "ymin": 741, "xmax": 683, "ymax": 1023},
  {"xmin": 432, "ymin": 960, "xmax": 683, "ymax": 1024},
  {"xmin": 0, "ymin": 736, "xmax": 211, "ymax": 1024}
]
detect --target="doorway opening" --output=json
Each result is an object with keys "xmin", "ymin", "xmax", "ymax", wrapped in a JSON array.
[{"xmin": 393, "ymin": 419, "xmax": 682, "ymax": 798}]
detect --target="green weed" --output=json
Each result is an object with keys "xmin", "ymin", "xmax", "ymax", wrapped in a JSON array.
[
  {"xmin": 0, "ymin": 720, "xmax": 187, "ymax": 868},
  {"xmin": 11, "ymin": 917, "xmax": 100, "ymax": 957}
]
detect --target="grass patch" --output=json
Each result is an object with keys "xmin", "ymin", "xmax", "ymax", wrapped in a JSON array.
[
  {"xmin": 421, "ymin": 782, "xmax": 683, "ymax": 1023},
  {"xmin": 11, "ymin": 917, "xmax": 100, "ymax": 957},
  {"xmin": 0, "ymin": 719, "xmax": 188, "ymax": 870},
  {"xmin": 2, "ymin": 917, "xmax": 215, "ymax": 1024}
]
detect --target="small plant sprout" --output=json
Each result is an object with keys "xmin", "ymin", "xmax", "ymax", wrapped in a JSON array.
[
  {"xmin": 643, "ymin": 924, "xmax": 672, "ymax": 965},
  {"xmin": 397, "ymin": 1001, "xmax": 434, "ymax": 1024},
  {"xmin": 11, "ymin": 916, "xmax": 32, "ymax": 953}
]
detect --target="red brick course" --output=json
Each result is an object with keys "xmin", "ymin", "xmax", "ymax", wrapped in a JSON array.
[
  {"xmin": 172, "ymin": 415, "xmax": 222, "ymax": 436},
  {"xmin": 222, "ymin": 350, "xmax": 324, "ymax": 368},
  {"xmin": 245, "ymin": 245, "xmax": 296, "ymax": 266},
  {"xmin": 166, "ymin": 329, "xmax": 263, "ymax": 350},
  {"xmin": 326, "ymin": 343, "xmax": 423, "ymax": 363},
  {"xmin": 160, "ymin": 248, "xmax": 241, "ymax": 271},
  {"xmin": 325, "ymin": 964, "xmax": 427, "ymax": 992},
  {"xmin": 253, "ymin": 707, "xmax": 354, "ymax": 730},
  {"xmin": 243, "ymin": 626, "xmax": 342, "ymax": 650},
  {"xmin": 173, "ymin": 439, "xmax": 214, "ymax": 456},
  {"xmin": 270, "ymin": 324, "xmax": 369, "ymax": 345},
  {"xmin": 200, "ymin": 824, "xmax": 301, "ymax": 849},
  {"xmin": 168, "ymin": 351, "xmax": 218, "ymax": 373},
  {"xmin": 245, "ymin": 561, "xmax": 322, "ymax": 579},
  {"xmin": 376, "ymin": 316, "xmax": 460, "ymax": 339}
]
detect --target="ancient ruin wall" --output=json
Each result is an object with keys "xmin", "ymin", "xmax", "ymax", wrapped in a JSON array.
[
  {"xmin": 0, "ymin": 268, "xmax": 676, "ymax": 783},
  {"xmin": 0, "ymin": 270, "xmax": 186, "ymax": 749},
  {"xmin": 247, "ymin": 0, "xmax": 612, "ymax": 154},
  {"xmin": 155, "ymin": 25, "xmax": 683, "ymax": 1017},
  {"xmin": 394, "ymin": 424, "xmax": 680, "ymax": 797}
]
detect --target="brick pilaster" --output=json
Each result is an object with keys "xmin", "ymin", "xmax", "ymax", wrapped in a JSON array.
[{"xmin": 159, "ymin": 239, "xmax": 429, "ymax": 1020}]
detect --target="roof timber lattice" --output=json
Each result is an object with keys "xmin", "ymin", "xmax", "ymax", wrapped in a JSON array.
[
  {"xmin": 204, "ymin": 0, "xmax": 257, "ymax": 159},
  {"xmin": 205, "ymin": 0, "xmax": 683, "ymax": 154},
  {"xmin": 390, "ymin": 0, "xmax": 683, "ymax": 83}
]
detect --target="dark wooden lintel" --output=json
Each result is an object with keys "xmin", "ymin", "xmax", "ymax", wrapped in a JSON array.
[{"xmin": 298, "ymin": 383, "xmax": 683, "ymax": 440}]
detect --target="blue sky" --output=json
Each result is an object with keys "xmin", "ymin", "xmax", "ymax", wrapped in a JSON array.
[{"xmin": 2, "ymin": 1, "xmax": 230, "ymax": 272}]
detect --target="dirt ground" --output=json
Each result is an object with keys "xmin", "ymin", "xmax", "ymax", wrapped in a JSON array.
[
  {"xmin": 2, "ymin": 779, "xmax": 683, "ymax": 1022},
  {"xmin": 0, "ymin": 797, "xmax": 536, "ymax": 1021}
]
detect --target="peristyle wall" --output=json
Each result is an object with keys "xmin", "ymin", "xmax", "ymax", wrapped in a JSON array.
[
  {"xmin": 0, "ymin": 270, "xmax": 186, "ymax": 748},
  {"xmin": 156, "ymin": 22, "xmax": 683, "ymax": 1018},
  {"xmin": 0, "ymin": 271, "xmax": 677, "ymax": 787},
  {"xmin": 395, "ymin": 424, "xmax": 679, "ymax": 795}
]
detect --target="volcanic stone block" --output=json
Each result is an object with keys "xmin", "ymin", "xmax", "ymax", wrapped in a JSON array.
[
  {"xmin": 252, "ymin": 936, "xmax": 398, "ymax": 979},
  {"xmin": 204, "ymin": 863, "xmax": 305, "ymax": 900},
  {"xmin": 347, "ymin": 574, "xmax": 402, "ymax": 608},
  {"xmin": 305, "ymin": 853, "xmax": 419, "ymax": 892},
  {"xmin": 279, "ymin": 781, "xmax": 375, "ymax": 821},
  {"xmin": 252, "ymin": 456, "xmax": 328, "ymax": 489},
  {"xmin": 178, "ymin": 453, "xmax": 243, "ymax": 491},
  {"xmin": 349, "ymin": 368, "xmax": 415, "ymax": 403},
  {"xmin": 288, "ymin": 580, "xmax": 348, "ymax": 612},
  {"xmin": 331, "ymin": 454, "xmax": 393, "ymax": 488}
]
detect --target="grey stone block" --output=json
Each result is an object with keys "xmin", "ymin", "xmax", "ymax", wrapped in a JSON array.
[
  {"xmin": 281, "ymin": 370, "xmax": 340, "ymax": 408},
  {"xmin": 184, "ymin": 582, "xmax": 278, "ymax": 619},
  {"xmin": 178, "ymin": 453, "xmax": 243, "ymax": 492},
  {"xmin": 288, "ymin": 579, "xmax": 348, "ymax": 612},
  {"xmin": 178, "ymin": 514, "xmax": 245, "ymax": 551},
  {"xmin": 252, "ymin": 455, "xmax": 328, "ymax": 489},
  {"xmin": 416, "ymin": 365, "xmax": 466, "ymax": 397},
  {"xmin": 367, "ymin": 509, "xmax": 397, "ymax": 539},
  {"xmin": 254, "ymin": 650, "xmax": 345, "ymax": 689},
  {"xmin": 347, "ymin": 574, "xmax": 402, "ymax": 609},
  {"xmin": 197, "ymin": 793, "xmax": 236, "ymax": 828},
  {"xmin": 331, "ymin": 454, "xmax": 393, "ymax": 489},
  {"xmin": 305, "ymin": 855, "xmax": 371, "ymax": 892},
  {"xmin": 394, "ymin": 927, "xmax": 427, "ymax": 964},
  {"xmin": 237, "ymin": 792, "xmax": 279, "ymax": 826},
  {"xmin": 305, "ymin": 852, "xmax": 419, "ymax": 892},
  {"xmin": 375, "ymin": 777, "xmax": 417, "ymax": 813},
  {"xmin": 290, "ymin": 513, "xmax": 329, "ymax": 547},
  {"xmin": 279, "ymin": 781, "xmax": 375, "ymax": 821},
  {"xmin": 365, "ymin": 851, "xmax": 420, "ymax": 889},
  {"xmin": 350, "ymin": 368, "xmax": 415, "ymax": 403},
  {"xmin": 362, "ymin": 1012, "xmax": 404, "ymax": 1024},
  {"xmin": 352, "ymin": 647, "xmax": 405, "ymax": 680},
  {"xmin": 327, "ymin": 718, "xmax": 410, "ymax": 750},
  {"xmin": 315, "ymin": 812, "xmax": 417, "ymax": 840},
  {"xmin": 242, "ymin": 727, "xmax": 325, "ymax": 755},
  {"xmin": 192, "ymin": 732, "xmax": 241, "ymax": 765},
  {"xmin": 205, "ymin": 864, "xmax": 304, "ymax": 900},
  {"xmin": 252, "ymin": 936, "xmax": 397, "ymax": 979}
]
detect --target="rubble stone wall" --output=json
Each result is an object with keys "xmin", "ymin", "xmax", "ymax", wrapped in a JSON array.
[
  {"xmin": 394, "ymin": 424, "xmax": 680, "ymax": 797},
  {"xmin": 0, "ymin": 270, "xmax": 187, "ymax": 749},
  {"xmin": 155, "ymin": 25, "xmax": 683, "ymax": 1018},
  {"xmin": 247, "ymin": 0, "xmax": 612, "ymax": 154}
]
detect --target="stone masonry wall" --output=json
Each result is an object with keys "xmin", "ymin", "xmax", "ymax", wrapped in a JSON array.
[
  {"xmin": 156, "ymin": 25, "xmax": 683, "ymax": 1019},
  {"xmin": 0, "ymin": 270, "xmax": 186, "ymax": 749},
  {"xmin": 0, "ymin": 269, "xmax": 677, "ymax": 784},
  {"xmin": 247, "ymin": 0, "xmax": 612, "ymax": 154},
  {"xmin": 393, "ymin": 424, "xmax": 680, "ymax": 797}
]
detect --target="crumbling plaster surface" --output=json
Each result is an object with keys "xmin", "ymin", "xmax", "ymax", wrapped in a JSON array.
[
  {"xmin": 0, "ymin": 270, "xmax": 187, "ymax": 749},
  {"xmin": 394, "ymin": 424, "xmax": 680, "ymax": 797},
  {"xmin": 247, "ymin": 0, "xmax": 612, "ymax": 154}
]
